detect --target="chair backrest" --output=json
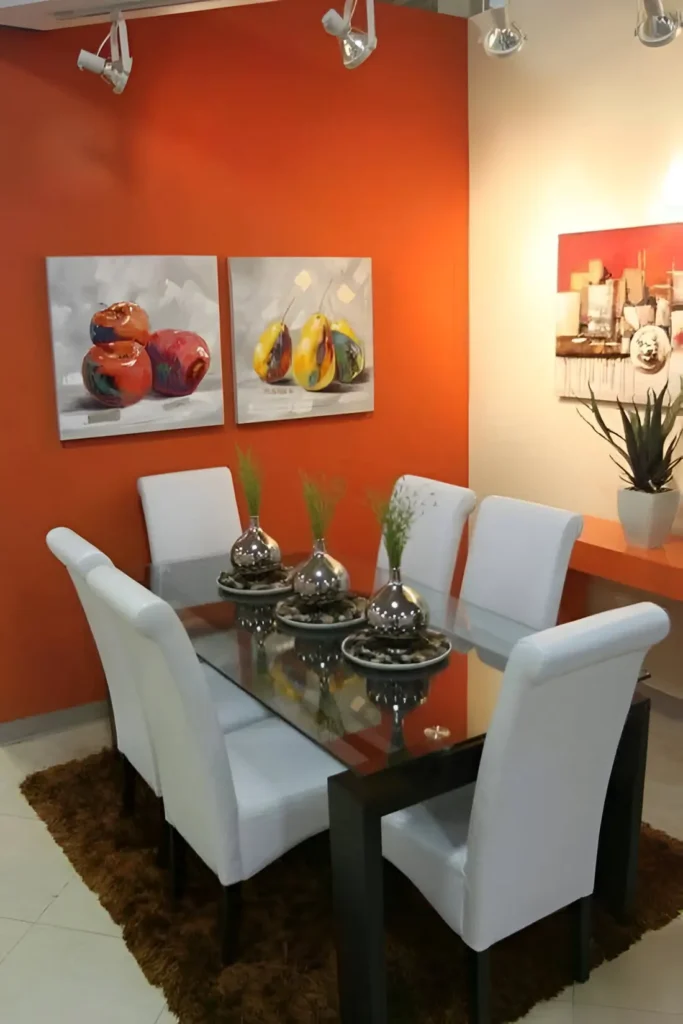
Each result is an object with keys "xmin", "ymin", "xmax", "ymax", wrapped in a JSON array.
[
  {"xmin": 138, "ymin": 467, "xmax": 242, "ymax": 565},
  {"xmin": 376, "ymin": 475, "xmax": 476, "ymax": 593},
  {"xmin": 460, "ymin": 496, "xmax": 583, "ymax": 630},
  {"xmin": 462, "ymin": 602, "xmax": 669, "ymax": 952},
  {"xmin": 46, "ymin": 527, "xmax": 159, "ymax": 794},
  {"xmin": 87, "ymin": 564, "xmax": 242, "ymax": 885}
]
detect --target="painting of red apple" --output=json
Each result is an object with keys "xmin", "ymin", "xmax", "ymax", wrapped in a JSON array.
[
  {"xmin": 90, "ymin": 301, "xmax": 150, "ymax": 347},
  {"xmin": 47, "ymin": 256, "xmax": 224, "ymax": 440},
  {"xmin": 82, "ymin": 342, "xmax": 153, "ymax": 408},
  {"xmin": 147, "ymin": 329, "xmax": 211, "ymax": 396}
]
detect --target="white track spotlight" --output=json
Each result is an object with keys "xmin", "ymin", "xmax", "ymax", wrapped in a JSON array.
[
  {"xmin": 322, "ymin": 0, "xmax": 377, "ymax": 69},
  {"xmin": 77, "ymin": 14, "xmax": 132, "ymax": 94},
  {"xmin": 635, "ymin": 0, "xmax": 681, "ymax": 47},
  {"xmin": 482, "ymin": 0, "xmax": 525, "ymax": 58}
]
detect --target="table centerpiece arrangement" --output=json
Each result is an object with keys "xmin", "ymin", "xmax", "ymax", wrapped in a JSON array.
[
  {"xmin": 217, "ymin": 447, "xmax": 294, "ymax": 597},
  {"xmin": 275, "ymin": 475, "xmax": 367, "ymax": 629},
  {"xmin": 342, "ymin": 483, "xmax": 451, "ymax": 671}
]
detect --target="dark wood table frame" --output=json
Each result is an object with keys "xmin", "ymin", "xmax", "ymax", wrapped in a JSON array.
[{"xmin": 329, "ymin": 695, "xmax": 650, "ymax": 1024}]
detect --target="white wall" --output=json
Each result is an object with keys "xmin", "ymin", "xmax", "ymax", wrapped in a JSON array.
[
  {"xmin": 468, "ymin": 0, "xmax": 683, "ymax": 696},
  {"xmin": 469, "ymin": 0, "xmax": 683, "ymax": 517}
]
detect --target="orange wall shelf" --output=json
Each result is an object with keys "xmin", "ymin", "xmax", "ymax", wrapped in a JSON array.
[{"xmin": 570, "ymin": 516, "xmax": 683, "ymax": 602}]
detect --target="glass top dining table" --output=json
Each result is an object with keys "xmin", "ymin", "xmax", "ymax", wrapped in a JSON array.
[
  {"xmin": 149, "ymin": 551, "xmax": 536, "ymax": 776},
  {"xmin": 149, "ymin": 548, "xmax": 650, "ymax": 1024}
]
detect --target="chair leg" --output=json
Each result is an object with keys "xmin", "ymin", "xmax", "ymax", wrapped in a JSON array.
[
  {"xmin": 121, "ymin": 757, "xmax": 136, "ymax": 817},
  {"xmin": 169, "ymin": 827, "xmax": 187, "ymax": 905},
  {"xmin": 573, "ymin": 895, "xmax": 592, "ymax": 983},
  {"xmin": 467, "ymin": 945, "xmax": 491, "ymax": 1024},
  {"xmin": 219, "ymin": 883, "xmax": 243, "ymax": 966}
]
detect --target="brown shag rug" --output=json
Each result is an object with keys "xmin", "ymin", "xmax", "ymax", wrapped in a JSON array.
[{"xmin": 21, "ymin": 750, "xmax": 683, "ymax": 1024}]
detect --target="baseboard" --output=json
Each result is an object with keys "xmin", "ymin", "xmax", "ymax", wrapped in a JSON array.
[{"xmin": 0, "ymin": 700, "xmax": 110, "ymax": 745}]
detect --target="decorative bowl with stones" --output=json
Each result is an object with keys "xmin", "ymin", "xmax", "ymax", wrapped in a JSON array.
[
  {"xmin": 217, "ymin": 564, "xmax": 294, "ymax": 598},
  {"xmin": 276, "ymin": 593, "xmax": 367, "ymax": 631},
  {"xmin": 341, "ymin": 628, "xmax": 451, "ymax": 672}
]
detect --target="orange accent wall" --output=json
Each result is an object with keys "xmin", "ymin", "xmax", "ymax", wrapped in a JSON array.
[{"xmin": 0, "ymin": 0, "xmax": 469, "ymax": 724}]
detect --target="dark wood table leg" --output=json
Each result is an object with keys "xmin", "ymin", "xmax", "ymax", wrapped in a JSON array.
[
  {"xmin": 468, "ymin": 946, "xmax": 492, "ymax": 1024},
  {"xmin": 328, "ymin": 742, "xmax": 484, "ymax": 1024},
  {"xmin": 328, "ymin": 772, "xmax": 387, "ymax": 1024},
  {"xmin": 595, "ymin": 697, "xmax": 650, "ymax": 919}
]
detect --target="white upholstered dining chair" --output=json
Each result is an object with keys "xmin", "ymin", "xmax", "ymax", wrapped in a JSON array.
[
  {"xmin": 382, "ymin": 602, "xmax": 669, "ymax": 1024},
  {"xmin": 87, "ymin": 563, "xmax": 343, "ymax": 964},
  {"xmin": 460, "ymin": 495, "xmax": 583, "ymax": 630},
  {"xmin": 138, "ymin": 467, "xmax": 242, "ymax": 565},
  {"xmin": 47, "ymin": 527, "xmax": 270, "ymax": 818},
  {"xmin": 46, "ymin": 527, "xmax": 160, "ymax": 813},
  {"xmin": 376, "ymin": 475, "xmax": 476, "ymax": 593}
]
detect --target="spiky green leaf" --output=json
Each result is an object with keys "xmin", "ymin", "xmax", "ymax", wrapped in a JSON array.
[
  {"xmin": 617, "ymin": 398, "xmax": 647, "ymax": 488},
  {"xmin": 648, "ymin": 384, "xmax": 668, "ymax": 467},
  {"xmin": 576, "ymin": 410, "xmax": 630, "ymax": 462},
  {"xmin": 644, "ymin": 390, "xmax": 652, "ymax": 437},
  {"xmin": 608, "ymin": 453, "xmax": 636, "ymax": 488},
  {"xmin": 662, "ymin": 378, "xmax": 683, "ymax": 437},
  {"xmin": 579, "ymin": 383, "xmax": 683, "ymax": 493},
  {"xmin": 630, "ymin": 405, "xmax": 643, "ymax": 446},
  {"xmin": 585, "ymin": 384, "xmax": 616, "ymax": 442}
]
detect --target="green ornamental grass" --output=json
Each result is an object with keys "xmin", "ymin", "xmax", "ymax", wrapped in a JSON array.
[
  {"xmin": 236, "ymin": 446, "xmax": 262, "ymax": 517},
  {"xmin": 371, "ymin": 483, "xmax": 420, "ymax": 570},
  {"xmin": 302, "ymin": 475, "xmax": 344, "ymax": 540}
]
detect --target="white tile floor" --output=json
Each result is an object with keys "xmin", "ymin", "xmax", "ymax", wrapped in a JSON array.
[{"xmin": 0, "ymin": 709, "xmax": 681, "ymax": 1024}]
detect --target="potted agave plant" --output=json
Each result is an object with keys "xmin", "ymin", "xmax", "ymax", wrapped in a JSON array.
[
  {"xmin": 579, "ymin": 382, "xmax": 682, "ymax": 549},
  {"xmin": 293, "ymin": 476, "xmax": 349, "ymax": 604},
  {"xmin": 230, "ymin": 447, "xmax": 282, "ymax": 575},
  {"xmin": 367, "ymin": 484, "xmax": 429, "ymax": 637}
]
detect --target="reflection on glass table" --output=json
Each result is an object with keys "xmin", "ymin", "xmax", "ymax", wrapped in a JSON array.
[{"xmin": 149, "ymin": 550, "xmax": 536, "ymax": 776}]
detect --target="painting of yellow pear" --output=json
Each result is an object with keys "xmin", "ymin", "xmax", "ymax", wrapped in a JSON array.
[{"xmin": 229, "ymin": 257, "xmax": 374, "ymax": 423}]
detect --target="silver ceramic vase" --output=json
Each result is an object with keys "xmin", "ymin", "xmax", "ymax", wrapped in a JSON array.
[
  {"xmin": 293, "ymin": 538, "xmax": 350, "ymax": 605},
  {"xmin": 230, "ymin": 515, "xmax": 281, "ymax": 576},
  {"xmin": 366, "ymin": 567, "xmax": 429, "ymax": 639}
]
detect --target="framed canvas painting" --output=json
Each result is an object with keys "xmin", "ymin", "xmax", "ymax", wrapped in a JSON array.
[
  {"xmin": 555, "ymin": 223, "xmax": 683, "ymax": 403},
  {"xmin": 229, "ymin": 256, "xmax": 374, "ymax": 424},
  {"xmin": 47, "ymin": 255, "xmax": 224, "ymax": 440}
]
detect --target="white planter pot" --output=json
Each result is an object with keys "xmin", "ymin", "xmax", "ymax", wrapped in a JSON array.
[{"xmin": 617, "ymin": 488, "xmax": 680, "ymax": 549}]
